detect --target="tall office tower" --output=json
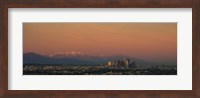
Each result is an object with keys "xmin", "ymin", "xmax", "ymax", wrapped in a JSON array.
[
  {"xmin": 112, "ymin": 61, "xmax": 115, "ymax": 66},
  {"xmin": 114, "ymin": 61, "xmax": 118, "ymax": 67},
  {"xmin": 125, "ymin": 59, "xmax": 130, "ymax": 68},
  {"xmin": 107, "ymin": 61, "xmax": 112, "ymax": 67},
  {"xmin": 117, "ymin": 60, "xmax": 121, "ymax": 68},
  {"xmin": 130, "ymin": 61, "xmax": 136, "ymax": 68}
]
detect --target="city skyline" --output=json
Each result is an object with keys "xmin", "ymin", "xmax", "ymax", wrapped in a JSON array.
[{"xmin": 23, "ymin": 23, "xmax": 177, "ymax": 64}]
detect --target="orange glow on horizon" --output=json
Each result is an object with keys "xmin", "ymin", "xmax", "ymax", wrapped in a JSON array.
[{"xmin": 23, "ymin": 23, "xmax": 177, "ymax": 63}]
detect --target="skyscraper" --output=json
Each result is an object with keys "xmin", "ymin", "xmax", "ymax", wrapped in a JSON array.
[
  {"xmin": 107, "ymin": 61, "xmax": 112, "ymax": 66},
  {"xmin": 125, "ymin": 59, "xmax": 130, "ymax": 68}
]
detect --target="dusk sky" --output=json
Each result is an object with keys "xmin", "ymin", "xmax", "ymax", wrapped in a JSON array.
[{"xmin": 23, "ymin": 23, "xmax": 177, "ymax": 63}]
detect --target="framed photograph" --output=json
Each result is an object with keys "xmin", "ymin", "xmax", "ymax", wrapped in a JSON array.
[{"xmin": 0, "ymin": 0, "xmax": 200, "ymax": 98}]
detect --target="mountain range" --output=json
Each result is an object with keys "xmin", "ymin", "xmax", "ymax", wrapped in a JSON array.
[{"xmin": 23, "ymin": 52, "xmax": 158, "ymax": 65}]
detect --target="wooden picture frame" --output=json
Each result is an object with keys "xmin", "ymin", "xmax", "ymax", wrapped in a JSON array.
[{"xmin": 0, "ymin": 0, "xmax": 200, "ymax": 98}]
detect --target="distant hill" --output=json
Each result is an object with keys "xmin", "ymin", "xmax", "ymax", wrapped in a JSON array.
[
  {"xmin": 23, "ymin": 52, "xmax": 92, "ymax": 65},
  {"xmin": 23, "ymin": 52, "xmax": 160, "ymax": 65}
]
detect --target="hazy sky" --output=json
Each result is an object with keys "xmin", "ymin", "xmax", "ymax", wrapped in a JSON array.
[{"xmin": 23, "ymin": 23, "xmax": 177, "ymax": 63}]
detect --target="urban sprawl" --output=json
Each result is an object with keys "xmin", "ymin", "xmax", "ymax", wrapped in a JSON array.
[{"xmin": 23, "ymin": 58, "xmax": 177, "ymax": 75}]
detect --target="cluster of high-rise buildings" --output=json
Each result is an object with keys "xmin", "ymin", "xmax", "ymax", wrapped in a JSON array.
[{"xmin": 107, "ymin": 58, "xmax": 137, "ymax": 68}]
